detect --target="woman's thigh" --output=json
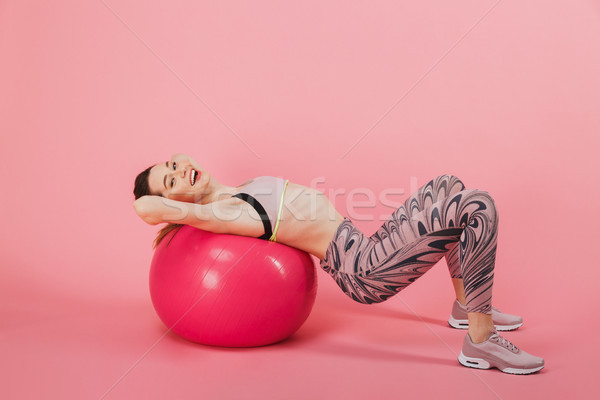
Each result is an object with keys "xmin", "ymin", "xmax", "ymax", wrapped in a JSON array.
[
  {"xmin": 319, "ymin": 216, "xmax": 462, "ymax": 304},
  {"xmin": 320, "ymin": 187, "xmax": 495, "ymax": 304},
  {"xmin": 369, "ymin": 188, "xmax": 494, "ymax": 266},
  {"xmin": 370, "ymin": 174, "xmax": 466, "ymax": 243}
]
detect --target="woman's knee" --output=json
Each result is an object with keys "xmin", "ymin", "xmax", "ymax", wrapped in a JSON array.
[
  {"xmin": 473, "ymin": 189, "xmax": 497, "ymax": 208},
  {"xmin": 464, "ymin": 189, "xmax": 499, "ymax": 223},
  {"xmin": 437, "ymin": 174, "xmax": 467, "ymax": 193}
]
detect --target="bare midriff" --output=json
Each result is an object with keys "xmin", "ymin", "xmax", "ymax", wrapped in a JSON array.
[
  {"xmin": 272, "ymin": 181, "xmax": 346, "ymax": 261},
  {"xmin": 218, "ymin": 180, "xmax": 345, "ymax": 260}
]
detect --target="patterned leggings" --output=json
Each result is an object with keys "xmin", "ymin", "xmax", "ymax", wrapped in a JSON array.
[{"xmin": 319, "ymin": 175, "xmax": 499, "ymax": 314}]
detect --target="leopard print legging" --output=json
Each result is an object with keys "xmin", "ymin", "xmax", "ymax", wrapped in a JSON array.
[{"xmin": 319, "ymin": 175, "xmax": 498, "ymax": 314}]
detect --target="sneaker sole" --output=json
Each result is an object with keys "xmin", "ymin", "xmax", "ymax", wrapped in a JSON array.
[
  {"xmin": 458, "ymin": 351, "xmax": 544, "ymax": 375},
  {"xmin": 448, "ymin": 316, "xmax": 523, "ymax": 331}
]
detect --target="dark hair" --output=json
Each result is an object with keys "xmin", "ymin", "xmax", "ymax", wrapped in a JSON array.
[
  {"xmin": 133, "ymin": 164, "xmax": 184, "ymax": 249},
  {"xmin": 133, "ymin": 164, "xmax": 155, "ymax": 199}
]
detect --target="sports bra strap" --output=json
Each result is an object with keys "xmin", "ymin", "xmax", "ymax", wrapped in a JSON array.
[
  {"xmin": 231, "ymin": 192, "xmax": 272, "ymax": 240},
  {"xmin": 268, "ymin": 179, "xmax": 289, "ymax": 242}
]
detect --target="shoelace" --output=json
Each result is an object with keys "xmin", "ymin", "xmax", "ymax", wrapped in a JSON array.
[{"xmin": 490, "ymin": 331, "xmax": 519, "ymax": 352}]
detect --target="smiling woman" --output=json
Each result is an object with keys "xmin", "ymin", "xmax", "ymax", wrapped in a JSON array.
[
  {"xmin": 133, "ymin": 153, "xmax": 346, "ymax": 256},
  {"xmin": 132, "ymin": 156, "xmax": 545, "ymax": 374}
]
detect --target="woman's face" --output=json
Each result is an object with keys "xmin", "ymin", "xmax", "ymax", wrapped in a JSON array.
[{"xmin": 148, "ymin": 159, "xmax": 208, "ymax": 203}]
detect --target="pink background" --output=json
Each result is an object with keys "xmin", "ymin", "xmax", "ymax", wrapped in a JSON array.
[{"xmin": 1, "ymin": 0, "xmax": 599, "ymax": 398}]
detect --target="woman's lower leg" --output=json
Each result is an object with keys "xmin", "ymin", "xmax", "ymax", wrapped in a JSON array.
[
  {"xmin": 458, "ymin": 190, "xmax": 499, "ymax": 342},
  {"xmin": 467, "ymin": 312, "xmax": 495, "ymax": 343},
  {"xmin": 453, "ymin": 278, "xmax": 497, "ymax": 341},
  {"xmin": 454, "ymin": 279, "xmax": 494, "ymax": 342},
  {"xmin": 452, "ymin": 278, "xmax": 466, "ymax": 305},
  {"xmin": 457, "ymin": 190, "xmax": 499, "ymax": 315}
]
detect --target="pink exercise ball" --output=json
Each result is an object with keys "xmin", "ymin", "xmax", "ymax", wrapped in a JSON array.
[{"xmin": 149, "ymin": 225, "xmax": 318, "ymax": 347}]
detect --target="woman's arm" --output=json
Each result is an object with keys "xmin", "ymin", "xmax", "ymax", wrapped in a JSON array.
[
  {"xmin": 134, "ymin": 195, "xmax": 208, "ymax": 226},
  {"xmin": 133, "ymin": 195, "xmax": 260, "ymax": 236}
]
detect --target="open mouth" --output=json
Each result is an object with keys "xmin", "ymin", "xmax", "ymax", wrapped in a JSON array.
[{"xmin": 190, "ymin": 169, "xmax": 200, "ymax": 186}]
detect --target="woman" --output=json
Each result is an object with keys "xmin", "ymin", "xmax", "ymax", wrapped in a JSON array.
[{"xmin": 133, "ymin": 153, "xmax": 544, "ymax": 374}]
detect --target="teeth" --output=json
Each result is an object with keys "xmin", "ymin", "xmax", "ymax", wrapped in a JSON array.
[{"xmin": 191, "ymin": 169, "xmax": 197, "ymax": 185}]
